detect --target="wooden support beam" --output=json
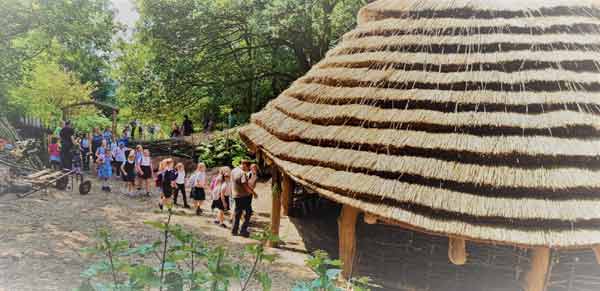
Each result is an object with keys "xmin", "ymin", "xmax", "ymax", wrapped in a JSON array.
[
  {"xmin": 112, "ymin": 109, "xmax": 118, "ymax": 136},
  {"xmin": 448, "ymin": 237, "xmax": 467, "ymax": 265},
  {"xmin": 524, "ymin": 247, "xmax": 551, "ymax": 291},
  {"xmin": 338, "ymin": 204, "xmax": 360, "ymax": 279},
  {"xmin": 269, "ymin": 166, "xmax": 282, "ymax": 247},
  {"xmin": 593, "ymin": 246, "xmax": 600, "ymax": 264},
  {"xmin": 281, "ymin": 173, "xmax": 293, "ymax": 216}
]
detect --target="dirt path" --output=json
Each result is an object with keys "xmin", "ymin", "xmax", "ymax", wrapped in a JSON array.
[{"xmin": 0, "ymin": 177, "xmax": 314, "ymax": 291}]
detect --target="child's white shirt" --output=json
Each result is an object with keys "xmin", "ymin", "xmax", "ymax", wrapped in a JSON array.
[
  {"xmin": 175, "ymin": 170, "xmax": 186, "ymax": 184},
  {"xmin": 188, "ymin": 171, "xmax": 206, "ymax": 188}
]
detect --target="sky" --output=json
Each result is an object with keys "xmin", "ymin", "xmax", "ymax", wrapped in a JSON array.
[{"xmin": 111, "ymin": 0, "xmax": 139, "ymax": 40}]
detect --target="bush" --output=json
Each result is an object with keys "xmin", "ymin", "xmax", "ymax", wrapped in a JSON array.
[
  {"xmin": 77, "ymin": 208, "xmax": 279, "ymax": 291},
  {"xmin": 77, "ymin": 209, "xmax": 373, "ymax": 291},
  {"xmin": 196, "ymin": 133, "xmax": 253, "ymax": 168},
  {"xmin": 73, "ymin": 114, "xmax": 112, "ymax": 133}
]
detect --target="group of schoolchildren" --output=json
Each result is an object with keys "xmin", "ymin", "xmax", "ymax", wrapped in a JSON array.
[
  {"xmin": 155, "ymin": 159, "xmax": 259, "ymax": 237},
  {"xmin": 49, "ymin": 121, "xmax": 260, "ymax": 237}
]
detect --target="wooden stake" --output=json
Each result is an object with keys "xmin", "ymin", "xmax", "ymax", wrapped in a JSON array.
[
  {"xmin": 524, "ymin": 247, "xmax": 551, "ymax": 291},
  {"xmin": 338, "ymin": 204, "xmax": 360, "ymax": 279},
  {"xmin": 593, "ymin": 246, "xmax": 600, "ymax": 264},
  {"xmin": 112, "ymin": 109, "xmax": 117, "ymax": 135},
  {"xmin": 448, "ymin": 237, "xmax": 467, "ymax": 265},
  {"xmin": 281, "ymin": 173, "xmax": 293, "ymax": 216},
  {"xmin": 269, "ymin": 166, "xmax": 281, "ymax": 247}
]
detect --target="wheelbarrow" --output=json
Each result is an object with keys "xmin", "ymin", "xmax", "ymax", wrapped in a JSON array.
[{"xmin": 16, "ymin": 168, "xmax": 92, "ymax": 198}]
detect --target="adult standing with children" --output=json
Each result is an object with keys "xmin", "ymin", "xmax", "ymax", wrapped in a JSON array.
[{"xmin": 230, "ymin": 160, "xmax": 257, "ymax": 237}]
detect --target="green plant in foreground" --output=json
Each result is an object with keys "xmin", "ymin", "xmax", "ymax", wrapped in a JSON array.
[
  {"xmin": 292, "ymin": 250, "xmax": 373, "ymax": 291},
  {"xmin": 77, "ymin": 210, "xmax": 369, "ymax": 291},
  {"xmin": 77, "ymin": 209, "xmax": 279, "ymax": 291}
]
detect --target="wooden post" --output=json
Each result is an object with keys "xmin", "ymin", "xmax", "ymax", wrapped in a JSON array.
[
  {"xmin": 524, "ymin": 247, "xmax": 551, "ymax": 291},
  {"xmin": 593, "ymin": 246, "xmax": 600, "ymax": 264},
  {"xmin": 448, "ymin": 237, "xmax": 467, "ymax": 265},
  {"xmin": 281, "ymin": 173, "xmax": 293, "ymax": 216},
  {"xmin": 269, "ymin": 166, "xmax": 281, "ymax": 247},
  {"xmin": 338, "ymin": 204, "xmax": 360, "ymax": 279},
  {"xmin": 111, "ymin": 109, "xmax": 117, "ymax": 136}
]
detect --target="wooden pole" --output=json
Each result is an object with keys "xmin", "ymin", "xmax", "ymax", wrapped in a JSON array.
[
  {"xmin": 448, "ymin": 237, "xmax": 467, "ymax": 265},
  {"xmin": 269, "ymin": 166, "xmax": 282, "ymax": 247},
  {"xmin": 593, "ymin": 246, "xmax": 600, "ymax": 264},
  {"xmin": 524, "ymin": 247, "xmax": 551, "ymax": 291},
  {"xmin": 281, "ymin": 173, "xmax": 293, "ymax": 216},
  {"xmin": 338, "ymin": 204, "xmax": 360, "ymax": 279},
  {"xmin": 112, "ymin": 109, "xmax": 117, "ymax": 137}
]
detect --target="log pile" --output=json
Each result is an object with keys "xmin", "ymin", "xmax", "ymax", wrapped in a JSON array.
[{"xmin": 0, "ymin": 117, "xmax": 45, "ymax": 172}]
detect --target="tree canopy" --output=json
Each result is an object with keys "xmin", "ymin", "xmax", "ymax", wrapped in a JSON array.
[
  {"xmin": 114, "ymin": 0, "xmax": 365, "ymax": 128},
  {"xmin": 0, "ymin": 0, "xmax": 118, "ymax": 122},
  {"xmin": 1, "ymin": 0, "xmax": 366, "ymax": 131}
]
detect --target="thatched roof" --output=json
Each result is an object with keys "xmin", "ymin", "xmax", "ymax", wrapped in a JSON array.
[{"xmin": 240, "ymin": 0, "xmax": 600, "ymax": 248}]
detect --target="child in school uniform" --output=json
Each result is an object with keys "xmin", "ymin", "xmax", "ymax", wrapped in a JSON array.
[
  {"xmin": 188, "ymin": 163, "xmax": 207, "ymax": 215},
  {"xmin": 158, "ymin": 159, "xmax": 177, "ymax": 211},
  {"xmin": 173, "ymin": 162, "xmax": 190, "ymax": 208},
  {"xmin": 138, "ymin": 149, "xmax": 153, "ymax": 196},
  {"xmin": 121, "ymin": 152, "xmax": 137, "ymax": 196},
  {"xmin": 211, "ymin": 167, "xmax": 231, "ymax": 228},
  {"xmin": 96, "ymin": 139, "xmax": 113, "ymax": 192}
]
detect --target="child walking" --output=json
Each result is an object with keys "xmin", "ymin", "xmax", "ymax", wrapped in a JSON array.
[
  {"xmin": 211, "ymin": 167, "xmax": 231, "ymax": 228},
  {"xmin": 48, "ymin": 137, "xmax": 61, "ymax": 170},
  {"xmin": 173, "ymin": 162, "xmax": 190, "ymax": 208},
  {"xmin": 138, "ymin": 149, "xmax": 153, "ymax": 196},
  {"xmin": 188, "ymin": 163, "xmax": 207, "ymax": 216},
  {"xmin": 158, "ymin": 159, "xmax": 177, "ymax": 211},
  {"xmin": 96, "ymin": 139, "xmax": 113, "ymax": 192},
  {"xmin": 121, "ymin": 152, "xmax": 137, "ymax": 196}
]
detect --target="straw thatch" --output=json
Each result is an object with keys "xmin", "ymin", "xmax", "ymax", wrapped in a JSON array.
[{"xmin": 240, "ymin": 0, "xmax": 600, "ymax": 248}]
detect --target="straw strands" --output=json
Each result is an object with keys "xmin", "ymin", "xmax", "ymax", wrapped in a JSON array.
[{"xmin": 240, "ymin": 0, "xmax": 600, "ymax": 247}]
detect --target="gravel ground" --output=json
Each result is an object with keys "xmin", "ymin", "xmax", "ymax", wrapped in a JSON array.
[{"xmin": 0, "ymin": 177, "xmax": 313, "ymax": 291}]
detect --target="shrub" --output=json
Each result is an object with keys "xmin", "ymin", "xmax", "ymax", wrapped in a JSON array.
[{"xmin": 195, "ymin": 133, "xmax": 253, "ymax": 168}]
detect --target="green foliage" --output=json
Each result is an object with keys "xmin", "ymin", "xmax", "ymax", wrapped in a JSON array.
[
  {"xmin": 293, "ymin": 250, "xmax": 374, "ymax": 291},
  {"xmin": 8, "ymin": 59, "xmax": 96, "ymax": 127},
  {"xmin": 72, "ymin": 115, "xmax": 112, "ymax": 133},
  {"xmin": 196, "ymin": 133, "xmax": 253, "ymax": 168},
  {"xmin": 78, "ymin": 210, "xmax": 280, "ymax": 291},
  {"xmin": 0, "ymin": 0, "xmax": 118, "ymax": 115},
  {"xmin": 114, "ymin": 0, "xmax": 365, "ymax": 126}
]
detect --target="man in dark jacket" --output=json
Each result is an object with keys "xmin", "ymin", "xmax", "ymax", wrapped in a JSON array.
[{"xmin": 182, "ymin": 115, "xmax": 193, "ymax": 136}]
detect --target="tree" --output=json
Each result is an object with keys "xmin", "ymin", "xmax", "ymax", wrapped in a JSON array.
[
  {"xmin": 114, "ymin": 0, "xmax": 365, "ymax": 127},
  {"xmin": 0, "ymin": 0, "xmax": 118, "ymax": 116},
  {"xmin": 8, "ymin": 59, "xmax": 96, "ymax": 126}
]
